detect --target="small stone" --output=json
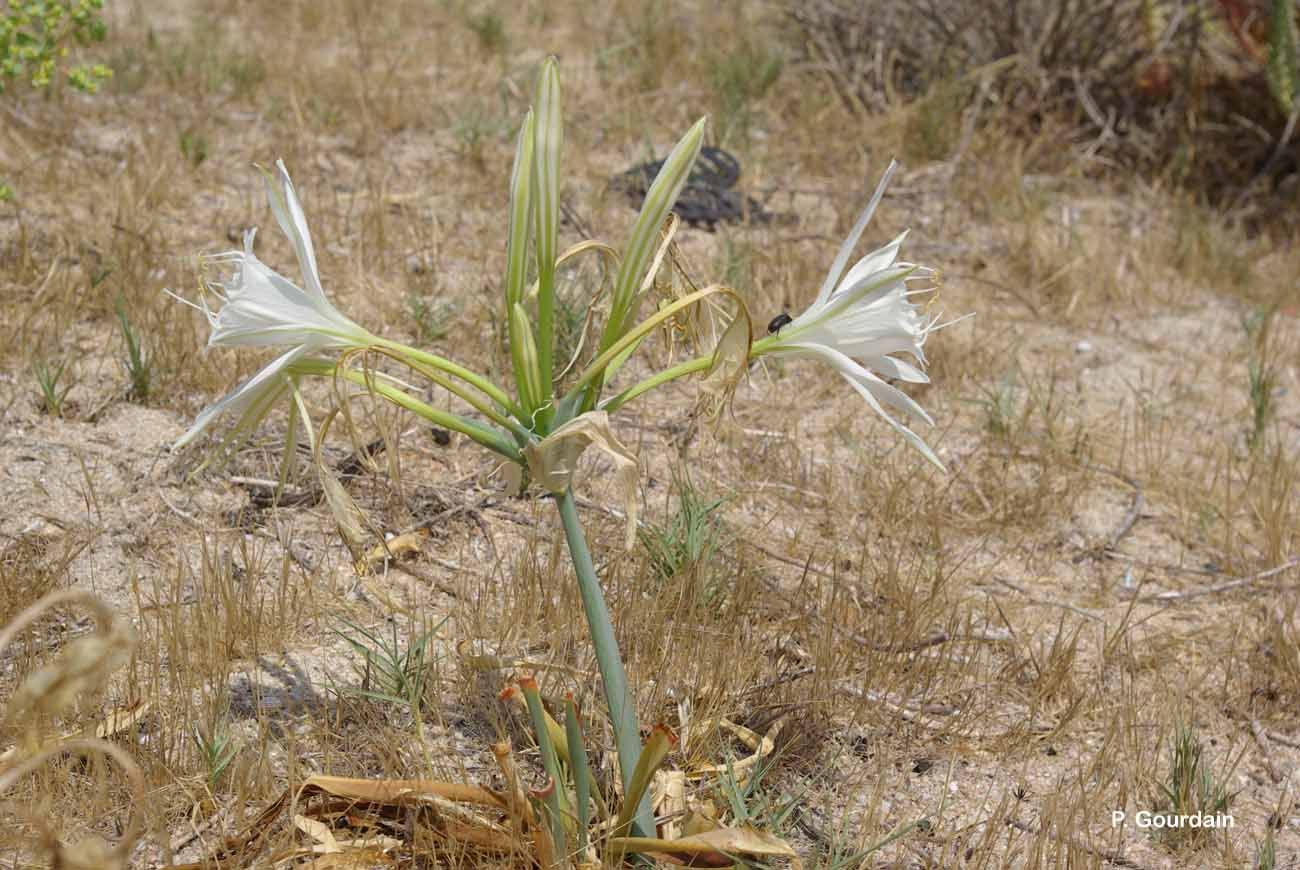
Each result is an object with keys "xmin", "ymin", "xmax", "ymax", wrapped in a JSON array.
[{"xmin": 1075, "ymin": 340, "xmax": 1093, "ymax": 353}]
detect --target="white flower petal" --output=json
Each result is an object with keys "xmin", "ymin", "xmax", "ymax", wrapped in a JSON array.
[
  {"xmin": 795, "ymin": 344, "xmax": 943, "ymax": 471},
  {"xmin": 762, "ymin": 159, "xmax": 948, "ymax": 471},
  {"xmin": 834, "ymin": 231, "xmax": 907, "ymax": 302},
  {"xmin": 845, "ymin": 379, "xmax": 945, "ymax": 472},
  {"xmin": 206, "ymin": 247, "xmax": 367, "ymax": 349},
  {"xmin": 860, "ymin": 354, "xmax": 929, "ymax": 383},
  {"xmin": 192, "ymin": 165, "xmax": 372, "ymax": 353},
  {"xmin": 174, "ymin": 346, "xmax": 305, "ymax": 449},
  {"xmin": 784, "ymin": 341, "xmax": 934, "ymax": 427},
  {"xmin": 798, "ymin": 266, "xmax": 914, "ymax": 336},
  {"xmin": 814, "ymin": 159, "xmax": 898, "ymax": 308},
  {"xmin": 265, "ymin": 159, "xmax": 325, "ymax": 300}
]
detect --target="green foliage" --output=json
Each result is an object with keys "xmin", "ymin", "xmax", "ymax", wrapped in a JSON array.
[
  {"xmin": 1256, "ymin": 828, "xmax": 1276, "ymax": 870},
  {"xmin": 639, "ymin": 471, "xmax": 727, "ymax": 585},
  {"xmin": 974, "ymin": 371, "xmax": 1019, "ymax": 438},
  {"xmin": 452, "ymin": 101, "xmax": 508, "ymax": 169},
  {"xmin": 1153, "ymin": 723, "xmax": 1238, "ymax": 850},
  {"xmin": 331, "ymin": 617, "xmax": 444, "ymax": 715},
  {"xmin": 179, "ymin": 128, "xmax": 208, "ymax": 167},
  {"xmin": 1267, "ymin": 0, "xmax": 1299, "ymax": 115},
  {"xmin": 465, "ymin": 11, "xmax": 505, "ymax": 54},
  {"xmin": 822, "ymin": 823, "xmax": 924, "ymax": 870},
  {"xmin": 718, "ymin": 238, "xmax": 753, "ymax": 290},
  {"xmin": 0, "ymin": 181, "xmax": 13, "ymax": 202},
  {"xmin": 116, "ymin": 302, "xmax": 151, "ymax": 402},
  {"xmin": 710, "ymin": 41, "xmax": 782, "ymax": 145},
  {"xmin": 906, "ymin": 78, "xmax": 973, "ymax": 162},
  {"xmin": 406, "ymin": 293, "xmax": 455, "ymax": 344},
  {"xmin": 716, "ymin": 753, "xmax": 801, "ymax": 836},
  {"xmin": 32, "ymin": 357, "xmax": 73, "ymax": 416},
  {"xmin": 1243, "ymin": 306, "xmax": 1278, "ymax": 448},
  {"xmin": 1, "ymin": 0, "xmax": 111, "ymax": 94},
  {"xmin": 192, "ymin": 720, "xmax": 238, "ymax": 790}
]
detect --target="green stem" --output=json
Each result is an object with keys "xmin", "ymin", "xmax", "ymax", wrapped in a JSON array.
[
  {"xmin": 569, "ymin": 286, "xmax": 721, "ymax": 399},
  {"xmin": 598, "ymin": 355, "xmax": 712, "ymax": 414},
  {"xmin": 295, "ymin": 359, "xmax": 521, "ymax": 461},
  {"xmin": 358, "ymin": 377, "xmax": 519, "ymax": 461},
  {"xmin": 372, "ymin": 338, "xmax": 524, "ymax": 420},
  {"xmin": 555, "ymin": 489, "xmax": 654, "ymax": 840},
  {"xmin": 374, "ymin": 349, "xmax": 532, "ymax": 442}
]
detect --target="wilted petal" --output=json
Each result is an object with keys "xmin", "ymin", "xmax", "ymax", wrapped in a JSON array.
[{"xmin": 523, "ymin": 411, "xmax": 640, "ymax": 550}]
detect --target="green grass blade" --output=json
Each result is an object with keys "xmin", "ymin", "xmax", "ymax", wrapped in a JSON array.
[{"xmin": 1269, "ymin": 0, "xmax": 1298, "ymax": 113}]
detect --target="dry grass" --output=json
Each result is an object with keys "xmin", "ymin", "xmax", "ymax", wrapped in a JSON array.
[{"xmin": 1, "ymin": 0, "xmax": 1299, "ymax": 867}]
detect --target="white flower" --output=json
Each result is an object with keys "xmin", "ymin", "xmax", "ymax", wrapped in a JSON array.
[
  {"xmin": 173, "ymin": 346, "xmax": 307, "ymax": 450},
  {"xmin": 762, "ymin": 160, "xmax": 944, "ymax": 470},
  {"xmin": 195, "ymin": 160, "xmax": 371, "ymax": 351}
]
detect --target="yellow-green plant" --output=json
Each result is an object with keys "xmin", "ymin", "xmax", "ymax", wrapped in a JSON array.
[
  {"xmin": 171, "ymin": 56, "xmax": 950, "ymax": 849},
  {"xmin": 0, "ymin": 0, "xmax": 111, "ymax": 94},
  {"xmin": 1266, "ymin": 0, "xmax": 1299, "ymax": 115}
]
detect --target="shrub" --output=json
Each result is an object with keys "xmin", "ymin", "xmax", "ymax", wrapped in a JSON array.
[
  {"xmin": 1, "ymin": 0, "xmax": 111, "ymax": 95},
  {"xmin": 785, "ymin": 0, "xmax": 1300, "ymax": 200}
]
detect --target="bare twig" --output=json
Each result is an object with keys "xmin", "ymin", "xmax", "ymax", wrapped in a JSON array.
[
  {"xmin": 837, "ymin": 683, "xmax": 954, "ymax": 731},
  {"xmin": 1007, "ymin": 818, "xmax": 1146, "ymax": 869},
  {"xmin": 1229, "ymin": 106, "xmax": 1300, "ymax": 214},
  {"xmin": 1103, "ymin": 471, "xmax": 1144, "ymax": 550},
  {"xmin": 1251, "ymin": 720, "xmax": 1285, "ymax": 784},
  {"xmin": 992, "ymin": 576, "xmax": 1104, "ymax": 623},
  {"xmin": 1267, "ymin": 731, "xmax": 1300, "ymax": 750},
  {"xmin": 740, "ymin": 666, "xmax": 817, "ymax": 697},
  {"xmin": 1138, "ymin": 558, "xmax": 1300, "ymax": 603}
]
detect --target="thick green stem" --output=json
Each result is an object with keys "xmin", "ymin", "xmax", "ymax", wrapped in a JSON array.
[{"xmin": 555, "ymin": 489, "xmax": 654, "ymax": 839}]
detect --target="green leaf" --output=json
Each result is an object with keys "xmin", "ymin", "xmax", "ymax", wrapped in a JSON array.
[
  {"xmin": 601, "ymin": 118, "xmax": 706, "ymax": 359},
  {"xmin": 613, "ymin": 725, "xmax": 676, "ymax": 840},
  {"xmin": 510, "ymin": 302, "xmax": 545, "ymax": 416},
  {"xmin": 505, "ymin": 110, "xmax": 535, "ymax": 310},
  {"xmin": 532, "ymin": 57, "xmax": 562, "ymax": 390},
  {"xmin": 564, "ymin": 695, "xmax": 593, "ymax": 854},
  {"xmin": 520, "ymin": 677, "xmax": 569, "ymax": 855}
]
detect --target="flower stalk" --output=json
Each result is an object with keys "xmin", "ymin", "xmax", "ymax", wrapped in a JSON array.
[{"xmin": 555, "ymin": 488, "xmax": 655, "ymax": 839}]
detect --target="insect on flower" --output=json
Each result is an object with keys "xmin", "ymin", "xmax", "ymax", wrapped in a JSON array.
[
  {"xmin": 766, "ymin": 312, "xmax": 793, "ymax": 334},
  {"xmin": 754, "ymin": 160, "xmax": 953, "ymax": 471}
]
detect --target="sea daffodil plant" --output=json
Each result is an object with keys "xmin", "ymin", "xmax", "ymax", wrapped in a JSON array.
[{"xmin": 172, "ymin": 57, "xmax": 949, "ymax": 848}]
